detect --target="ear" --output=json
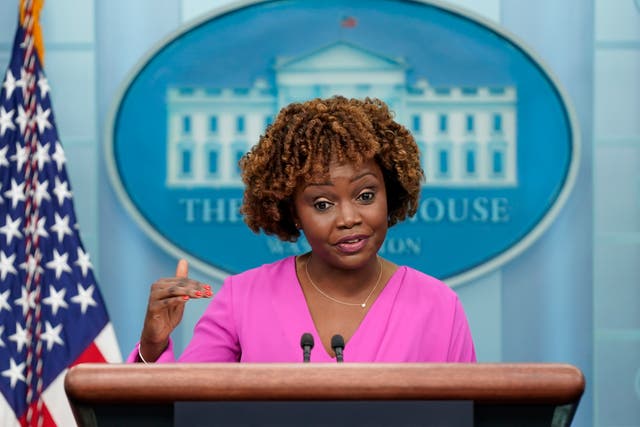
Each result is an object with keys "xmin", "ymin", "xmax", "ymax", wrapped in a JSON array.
[{"xmin": 290, "ymin": 205, "xmax": 301, "ymax": 229}]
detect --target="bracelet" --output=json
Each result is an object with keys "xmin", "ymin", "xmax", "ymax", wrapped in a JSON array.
[{"xmin": 138, "ymin": 344, "xmax": 149, "ymax": 365}]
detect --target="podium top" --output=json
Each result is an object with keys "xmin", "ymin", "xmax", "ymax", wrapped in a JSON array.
[{"xmin": 65, "ymin": 362, "xmax": 584, "ymax": 405}]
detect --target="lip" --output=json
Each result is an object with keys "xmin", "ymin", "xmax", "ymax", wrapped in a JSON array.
[{"xmin": 334, "ymin": 234, "xmax": 369, "ymax": 254}]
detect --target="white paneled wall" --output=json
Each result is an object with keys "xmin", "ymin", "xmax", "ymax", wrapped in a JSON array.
[{"xmin": 593, "ymin": 0, "xmax": 640, "ymax": 425}]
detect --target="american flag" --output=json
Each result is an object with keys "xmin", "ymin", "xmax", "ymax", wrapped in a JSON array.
[{"xmin": 0, "ymin": 3, "xmax": 121, "ymax": 426}]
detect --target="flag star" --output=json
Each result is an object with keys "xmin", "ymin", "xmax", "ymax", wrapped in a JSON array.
[
  {"xmin": 8, "ymin": 323, "xmax": 30, "ymax": 353},
  {"xmin": 15, "ymin": 105, "xmax": 28, "ymax": 135},
  {"xmin": 51, "ymin": 212, "xmax": 72, "ymax": 243},
  {"xmin": 34, "ymin": 179, "xmax": 51, "ymax": 206},
  {"xmin": 0, "ymin": 214, "xmax": 23, "ymax": 244},
  {"xmin": 46, "ymin": 249, "xmax": 72, "ymax": 279},
  {"xmin": 34, "ymin": 216, "xmax": 49, "ymax": 239},
  {"xmin": 34, "ymin": 142, "xmax": 51, "ymax": 170},
  {"xmin": 14, "ymin": 287, "xmax": 37, "ymax": 317},
  {"xmin": 42, "ymin": 285, "xmax": 68, "ymax": 315},
  {"xmin": 16, "ymin": 67, "xmax": 28, "ymax": 92},
  {"xmin": 1, "ymin": 358, "xmax": 26, "ymax": 389},
  {"xmin": 20, "ymin": 255, "xmax": 44, "ymax": 277},
  {"xmin": 0, "ymin": 145, "xmax": 9, "ymax": 168},
  {"xmin": 0, "ymin": 325, "xmax": 5, "ymax": 347},
  {"xmin": 3, "ymin": 178, "xmax": 26, "ymax": 209},
  {"xmin": 38, "ymin": 73, "xmax": 50, "ymax": 98},
  {"xmin": 52, "ymin": 141, "xmax": 66, "ymax": 171},
  {"xmin": 75, "ymin": 247, "xmax": 93, "ymax": 277},
  {"xmin": 0, "ymin": 289, "xmax": 11, "ymax": 313},
  {"xmin": 53, "ymin": 176, "xmax": 72, "ymax": 206},
  {"xmin": 35, "ymin": 104, "xmax": 52, "ymax": 134},
  {"xmin": 0, "ymin": 251, "xmax": 18, "ymax": 280},
  {"xmin": 0, "ymin": 106, "xmax": 16, "ymax": 136},
  {"xmin": 2, "ymin": 69, "xmax": 17, "ymax": 98},
  {"xmin": 71, "ymin": 283, "xmax": 97, "ymax": 314},
  {"xmin": 40, "ymin": 321, "xmax": 64, "ymax": 351},
  {"xmin": 11, "ymin": 144, "xmax": 28, "ymax": 171}
]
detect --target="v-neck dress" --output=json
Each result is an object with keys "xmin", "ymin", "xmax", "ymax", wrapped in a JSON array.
[{"xmin": 129, "ymin": 256, "xmax": 476, "ymax": 363}]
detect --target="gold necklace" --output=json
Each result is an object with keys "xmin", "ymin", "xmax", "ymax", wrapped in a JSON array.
[{"xmin": 304, "ymin": 256, "xmax": 383, "ymax": 308}]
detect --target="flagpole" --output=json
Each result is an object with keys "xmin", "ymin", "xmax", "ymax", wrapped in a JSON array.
[{"xmin": 20, "ymin": 0, "xmax": 46, "ymax": 425}]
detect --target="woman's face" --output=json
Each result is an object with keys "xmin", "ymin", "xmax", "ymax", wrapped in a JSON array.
[{"xmin": 293, "ymin": 159, "xmax": 388, "ymax": 270}]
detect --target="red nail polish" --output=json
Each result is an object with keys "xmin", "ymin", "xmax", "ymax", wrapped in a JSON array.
[
  {"xmin": 182, "ymin": 295, "xmax": 189, "ymax": 301},
  {"xmin": 205, "ymin": 290, "xmax": 212, "ymax": 297},
  {"xmin": 195, "ymin": 291, "xmax": 202, "ymax": 297},
  {"xmin": 204, "ymin": 285, "xmax": 211, "ymax": 291}
]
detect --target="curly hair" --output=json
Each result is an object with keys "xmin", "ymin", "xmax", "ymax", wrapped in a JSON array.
[{"xmin": 240, "ymin": 96, "xmax": 424, "ymax": 241}]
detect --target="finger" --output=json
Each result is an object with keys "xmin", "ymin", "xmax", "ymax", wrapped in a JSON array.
[
  {"xmin": 175, "ymin": 259, "xmax": 188, "ymax": 278},
  {"xmin": 150, "ymin": 280, "xmax": 213, "ymax": 299},
  {"xmin": 148, "ymin": 295, "xmax": 190, "ymax": 312}
]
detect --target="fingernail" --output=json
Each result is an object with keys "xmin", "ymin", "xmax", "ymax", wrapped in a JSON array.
[
  {"xmin": 204, "ymin": 284, "xmax": 211, "ymax": 291},
  {"xmin": 205, "ymin": 290, "xmax": 213, "ymax": 297},
  {"xmin": 194, "ymin": 291, "xmax": 202, "ymax": 297},
  {"xmin": 182, "ymin": 295, "xmax": 189, "ymax": 301}
]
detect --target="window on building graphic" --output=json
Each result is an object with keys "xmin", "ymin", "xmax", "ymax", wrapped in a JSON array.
[
  {"xmin": 466, "ymin": 115, "xmax": 474, "ymax": 133},
  {"xmin": 412, "ymin": 115, "xmax": 421, "ymax": 132},
  {"xmin": 232, "ymin": 142, "xmax": 247, "ymax": 176},
  {"xmin": 209, "ymin": 116, "xmax": 218, "ymax": 133},
  {"xmin": 236, "ymin": 116, "xmax": 245, "ymax": 133},
  {"xmin": 466, "ymin": 148, "xmax": 476, "ymax": 174},
  {"xmin": 492, "ymin": 149, "xmax": 504, "ymax": 175},
  {"xmin": 180, "ymin": 148, "xmax": 192, "ymax": 176},
  {"xmin": 207, "ymin": 149, "xmax": 219, "ymax": 176},
  {"xmin": 439, "ymin": 149, "xmax": 449, "ymax": 175},
  {"xmin": 182, "ymin": 116, "xmax": 191, "ymax": 134},
  {"xmin": 438, "ymin": 114, "xmax": 448, "ymax": 133},
  {"xmin": 493, "ymin": 114, "xmax": 503, "ymax": 133},
  {"xmin": 234, "ymin": 150, "xmax": 245, "ymax": 176}
]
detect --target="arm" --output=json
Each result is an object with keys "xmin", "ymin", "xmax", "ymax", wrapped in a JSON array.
[
  {"xmin": 133, "ymin": 259, "xmax": 212, "ymax": 363},
  {"xmin": 447, "ymin": 297, "xmax": 477, "ymax": 362}
]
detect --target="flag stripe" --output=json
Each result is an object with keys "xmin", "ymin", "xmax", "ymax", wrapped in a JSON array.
[
  {"xmin": 0, "ymin": 392, "xmax": 21, "ymax": 427},
  {"xmin": 94, "ymin": 323, "xmax": 122, "ymax": 363},
  {"xmin": 40, "ymin": 370, "xmax": 75, "ymax": 427}
]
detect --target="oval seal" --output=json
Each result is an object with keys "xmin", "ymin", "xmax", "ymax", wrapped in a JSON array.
[{"xmin": 106, "ymin": 0, "xmax": 579, "ymax": 286}]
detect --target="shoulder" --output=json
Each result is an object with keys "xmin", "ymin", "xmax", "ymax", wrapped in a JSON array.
[
  {"xmin": 395, "ymin": 265, "xmax": 459, "ymax": 303},
  {"xmin": 223, "ymin": 256, "xmax": 296, "ymax": 291}
]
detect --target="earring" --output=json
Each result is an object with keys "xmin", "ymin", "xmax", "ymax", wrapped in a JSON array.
[{"xmin": 295, "ymin": 222, "xmax": 301, "ymax": 229}]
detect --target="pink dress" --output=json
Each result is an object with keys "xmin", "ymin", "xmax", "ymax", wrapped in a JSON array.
[{"xmin": 129, "ymin": 256, "xmax": 476, "ymax": 363}]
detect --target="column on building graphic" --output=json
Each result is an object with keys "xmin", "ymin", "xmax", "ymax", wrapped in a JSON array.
[
  {"xmin": 166, "ymin": 85, "xmax": 276, "ymax": 187},
  {"xmin": 165, "ymin": 41, "xmax": 517, "ymax": 189},
  {"xmin": 406, "ymin": 83, "xmax": 517, "ymax": 187}
]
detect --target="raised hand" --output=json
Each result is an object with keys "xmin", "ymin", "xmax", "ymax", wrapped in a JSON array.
[{"xmin": 138, "ymin": 259, "xmax": 212, "ymax": 362}]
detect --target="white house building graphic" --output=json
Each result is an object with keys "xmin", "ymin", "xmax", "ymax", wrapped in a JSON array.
[{"xmin": 166, "ymin": 41, "xmax": 517, "ymax": 188}]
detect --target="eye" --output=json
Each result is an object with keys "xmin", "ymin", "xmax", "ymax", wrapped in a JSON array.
[
  {"xmin": 314, "ymin": 200, "xmax": 333, "ymax": 211},
  {"xmin": 357, "ymin": 191, "xmax": 376, "ymax": 203}
]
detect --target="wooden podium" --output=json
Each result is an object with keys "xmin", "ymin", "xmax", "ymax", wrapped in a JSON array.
[{"xmin": 64, "ymin": 363, "xmax": 584, "ymax": 427}]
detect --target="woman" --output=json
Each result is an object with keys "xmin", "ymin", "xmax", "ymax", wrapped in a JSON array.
[{"xmin": 131, "ymin": 96, "xmax": 475, "ymax": 363}]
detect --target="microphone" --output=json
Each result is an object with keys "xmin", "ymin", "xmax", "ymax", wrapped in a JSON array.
[
  {"xmin": 300, "ymin": 332, "xmax": 314, "ymax": 363},
  {"xmin": 331, "ymin": 334, "xmax": 345, "ymax": 363}
]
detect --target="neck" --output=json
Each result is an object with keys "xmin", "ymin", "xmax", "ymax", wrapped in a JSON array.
[{"xmin": 305, "ymin": 254, "xmax": 382, "ymax": 297}]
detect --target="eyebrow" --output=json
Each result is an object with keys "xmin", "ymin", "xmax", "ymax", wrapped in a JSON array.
[{"xmin": 304, "ymin": 171, "xmax": 378, "ymax": 189}]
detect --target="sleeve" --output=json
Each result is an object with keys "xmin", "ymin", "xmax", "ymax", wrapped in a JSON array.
[
  {"xmin": 177, "ymin": 275, "xmax": 241, "ymax": 362},
  {"xmin": 126, "ymin": 339, "xmax": 177, "ymax": 363},
  {"xmin": 446, "ymin": 297, "xmax": 477, "ymax": 362}
]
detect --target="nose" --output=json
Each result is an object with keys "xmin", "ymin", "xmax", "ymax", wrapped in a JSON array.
[{"xmin": 336, "ymin": 201, "xmax": 362, "ymax": 229}]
